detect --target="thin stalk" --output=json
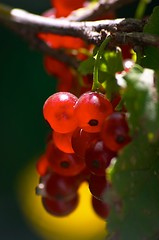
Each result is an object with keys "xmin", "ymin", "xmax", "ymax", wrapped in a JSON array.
[
  {"xmin": 135, "ymin": 0, "xmax": 152, "ymax": 19},
  {"xmin": 92, "ymin": 35, "xmax": 112, "ymax": 91}
]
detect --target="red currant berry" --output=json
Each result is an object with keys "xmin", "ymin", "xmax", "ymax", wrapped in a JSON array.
[
  {"xmin": 71, "ymin": 128, "xmax": 99, "ymax": 158},
  {"xmin": 74, "ymin": 91, "xmax": 113, "ymax": 133},
  {"xmin": 42, "ymin": 193, "xmax": 79, "ymax": 217},
  {"xmin": 38, "ymin": 172, "xmax": 78, "ymax": 201},
  {"xmin": 92, "ymin": 196, "xmax": 109, "ymax": 219},
  {"xmin": 101, "ymin": 112, "xmax": 131, "ymax": 152},
  {"xmin": 53, "ymin": 131, "xmax": 74, "ymax": 153},
  {"xmin": 50, "ymin": 151, "xmax": 85, "ymax": 177},
  {"xmin": 88, "ymin": 174, "xmax": 108, "ymax": 201},
  {"xmin": 85, "ymin": 141, "xmax": 116, "ymax": 176},
  {"xmin": 43, "ymin": 92, "xmax": 78, "ymax": 133},
  {"xmin": 46, "ymin": 141, "xmax": 85, "ymax": 176}
]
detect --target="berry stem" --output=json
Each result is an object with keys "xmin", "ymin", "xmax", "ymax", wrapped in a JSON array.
[
  {"xmin": 134, "ymin": 0, "xmax": 151, "ymax": 19},
  {"xmin": 92, "ymin": 35, "xmax": 112, "ymax": 92}
]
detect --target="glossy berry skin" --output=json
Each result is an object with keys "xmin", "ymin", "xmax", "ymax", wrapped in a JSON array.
[
  {"xmin": 53, "ymin": 131, "xmax": 74, "ymax": 153},
  {"xmin": 71, "ymin": 128, "xmax": 99, "ymax": 158},
  {"xmin": 88, "ymin": 174, "xmax": 108, "ymax": 201},
  {"xmin": 92, "ymin": 196, "xmax": 109, "ymax": 219},
  {"xmin": 74, "ymin": 92, "xmax": 113, "ymax": 133},
  {"xmin": 46, "ymin": 141, "xmax": 85, "ymax": 176},
  {"xmin": 49, "ymin": 151, "xmax": 85, "ymax": 177},
  {"xmin": 42, "ymin": 193, "xmax": 79, "ymax": 217},
  {"xmin": 43, "ymin": 92, "xmax": 78, "ymax": 133},
  {"xmin": 101, "ymin": 112, "xmax": 131, "ymax": 152},
  {"xmin": 85, "ymin": 141, "xmax": 116, "ymax": 176},
  {"xmin": 39, "ymin": 172, "xmax": 79, "ymax": 201}
]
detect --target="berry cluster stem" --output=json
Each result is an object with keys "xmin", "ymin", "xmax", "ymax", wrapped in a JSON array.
[{"xmin": 92, "ymin": 35, "xmax": 112, "ymax": 92}]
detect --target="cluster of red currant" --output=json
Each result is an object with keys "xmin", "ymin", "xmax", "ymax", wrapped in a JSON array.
[
  {"xmin": 35, "ymin": 0, "xmax": 132, "ymax": 219},
  {"xmin": 36, "ymin": 90, "xmax": 131, "ymax": 218}
]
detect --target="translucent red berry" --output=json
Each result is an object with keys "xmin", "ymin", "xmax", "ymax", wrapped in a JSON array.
[
  {"xmin": 89, "ymin": 174, "xmax": 108, "ymax": 201},
  {"xmin": 101, "ymin": 112, "xmax": 131, "ymax": 152},
  {"xmin": 74, "ymin": 91, "xmax": 113, "ymax": 133},
  {"xmin": 71, "ymin": 128, "xmax": 99, "ymax": 158},
  {"xmin": 46, "ymin": 141, "xmax": 85, "ymax": 176},
  {"xmin": 42, "ymin": 193, "xmax": 79, "ymax": 217},
  {"xmin": 43, "ymin": 92, "xmax": 78, "ymax": 133},
  {"xmin": 85, "ymin": 141, "xmax": 116, "ymax": 176},
  {"xmin": 53, "ymin": 131, "xmax": 74, "ymax": 153},
  {"xmin": 38, "ymin": 172, "xmax": 79, "ymax": 201},
  {"xmin": 92, "ymin": 196, "xmax": 109, "ymax": 219}
]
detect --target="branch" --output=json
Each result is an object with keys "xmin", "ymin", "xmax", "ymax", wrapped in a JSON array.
[
  {"xmin": 0, "ymin": 3, "xmax": 159, "ymax": 69},
  {"xmin": 112, "ymin": 32, "xmax": 159, "ymax": 48},
  {"xmin": 67, "ymin": 0, "xmax": 138, "ymax": 21},
  {"xmin": 29, "ymin": 39, "xmax": 80, "ymax": 69},
  {"xmin": 0, "ymin": 3, "xmax": 145, "ymax": 45}
]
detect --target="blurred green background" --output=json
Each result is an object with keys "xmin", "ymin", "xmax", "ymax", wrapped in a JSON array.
[{"xmin": 0, "ymin": 0, "xmax": 158, "ymax": 239}]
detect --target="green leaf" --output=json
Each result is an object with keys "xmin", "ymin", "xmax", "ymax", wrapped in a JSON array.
[
  {"xmin": 96, "ymin": 47, "xmax": 123, "ymax": 98},
  {"xmin": 78, "ymin": 56, "xmax": 95, "ymax": 75},
  {"xmin": 105, "ymin": 64, "xmax": 159, "ymax": 239},
  {"xmin": 106, "ymin": 134, "xmax": 159, "ymax": 240},
  {"xmin": 123, "ymin": 64, "xmax": 157, "ymax": 137},
  {"xmin": 102, "ymin": 48, "xmax": 124, "ymax": 76},
  {"xmin": 141, "ymin": 6, "xmax": 159, "ymax": 70},
  {"xmin": 78, "ymin": 46, "xmax": 99, "ymax": 76},
  {"xmin": 144, "ymin": 6, "xmax": 159, "ymax": 35}
]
